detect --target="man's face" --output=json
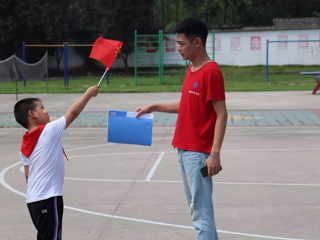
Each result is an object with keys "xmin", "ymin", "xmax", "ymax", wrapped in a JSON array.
[
  {"xmin": 176, "ymin": 33, "xmax": 197, "ymax": 61},
  {"xmin": 31, "ymin": 101, "xmax": 50, "ymax": 124}
]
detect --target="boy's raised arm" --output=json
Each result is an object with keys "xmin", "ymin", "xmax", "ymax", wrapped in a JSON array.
[{"xmin": 64, "ymin": 85, "xmax": 99, "ymax": 129}]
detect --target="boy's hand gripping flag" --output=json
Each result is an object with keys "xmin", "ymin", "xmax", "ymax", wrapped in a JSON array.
[{"xmin": 90, "ymin": 37, "xmax": 123, "ymax": 85}]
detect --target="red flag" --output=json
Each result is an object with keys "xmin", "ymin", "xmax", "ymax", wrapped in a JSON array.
[{"xmin": 89, "ymin": 37, "xmax": 123, "ymax": 70}]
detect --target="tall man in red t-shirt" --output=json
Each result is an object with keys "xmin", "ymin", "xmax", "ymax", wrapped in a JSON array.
[{"xmin": 135, "ymin": 17, "xmax": 228, "ymax": 240}]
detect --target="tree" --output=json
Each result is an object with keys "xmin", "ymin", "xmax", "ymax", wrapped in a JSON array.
[
  {"xmin": 2, "ymin": 0, "xmax": 319, "ymax": 71},
  {"xmin": 0, "ymin": 0, "xmax": 44, "ymax": 60},
  {"xmin": 66, "ymin": 0, "xmax": 101, "ymax": 71},
  {"xmin": 181, "ymin": 0, "xmax": 204, "ymax": 17},
  {"xmin": 99, "ymin": 0, "xmax": 156, "ymax": 72}
]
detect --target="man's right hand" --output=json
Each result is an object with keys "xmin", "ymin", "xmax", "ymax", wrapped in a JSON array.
[{"xmin": 135, "ymin": 104, "xmax": 153, "ymax": 117}]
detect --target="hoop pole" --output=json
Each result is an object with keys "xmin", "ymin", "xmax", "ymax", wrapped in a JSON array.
[
  {"xmin": 266, "ymin": 39, "xmax": 269, "ymax": 84},
  {"xmin": 159, "ymin": 30, "xmax": 163, "ymax": 84},
  {"xmin": 134, "ymin": 30, "xmax": 138, "ymax": 85},
  {"xmin": 46, "ymin": 51, "xmax": 49, "ymax": 93},
  {"xmin": 266, "ymin": 39, "xmax": 320, "ymax": 85},
  {"xmin": 15, "ymin": 80, "xmax": 18, "ymax": 101},
  {"xmin": 22, "ymin": 42, "xmax": 26, "ymax": 87},
  {"xmin": 158, "ymin": 30, "xmax": 161, "ymax": 84},
  {"xmin": 63, "ymin": 43, "xmax": 66, "ymax": 86},
  {"xmin": 212, "ymin": 30, "xmax": 215, "ymax": 61},
  {"xmin": 106, "ymin": 70, "xmax": 109, "ymax": 85},
  {"xmin": 63, "ymin": 42, "xmax": 69, "ymax": 87},
  {"xmin": 66, "ymin": 43, "xmax": 69, "ymax": 86}
]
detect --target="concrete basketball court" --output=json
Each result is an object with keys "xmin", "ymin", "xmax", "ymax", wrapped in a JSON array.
[{"xmin": 0, "ymin": 91, "xmax": 319, "ymax": 240}]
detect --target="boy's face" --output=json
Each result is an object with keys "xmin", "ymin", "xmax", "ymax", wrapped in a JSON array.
[
  {"xmin": 30, "ymin": 101, "xmax": 50, "ymax": 125},
  {"xmin": 176, "ymin": 33, "xmax": 199, "ymax": 61}
]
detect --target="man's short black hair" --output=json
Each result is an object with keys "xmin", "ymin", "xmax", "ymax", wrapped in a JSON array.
[
  {"xmin": 173, "ymin": 17, "xmax": 208, "ymax": 47},
  {"xmin": 14, "ymin": 98, "xmax": 41, "ymax": 129}
]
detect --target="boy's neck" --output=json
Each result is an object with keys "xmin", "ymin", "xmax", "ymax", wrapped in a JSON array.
[{"xmin": 28, "ymin": 123, "xmax": 40, "ymax": 133}]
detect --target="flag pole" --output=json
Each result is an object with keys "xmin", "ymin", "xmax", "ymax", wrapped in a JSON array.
[{"xmin": 97, "ymin": 69, "xmax": 108, "ymax": 86}]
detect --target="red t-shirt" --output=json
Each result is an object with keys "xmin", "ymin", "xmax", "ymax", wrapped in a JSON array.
[{"xmin": 172, "ymin": 61, "xmax": 225, "ymax": 153}]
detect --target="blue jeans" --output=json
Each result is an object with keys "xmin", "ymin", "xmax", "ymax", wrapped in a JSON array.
[{"xmin": 177, "ymin": 149, "xmax": 218, "ymax": 240}]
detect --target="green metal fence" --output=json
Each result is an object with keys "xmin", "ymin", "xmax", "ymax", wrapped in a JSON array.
[{"xmin": 134, "ymin": 30, "xmax": 215, "ymax": 85}]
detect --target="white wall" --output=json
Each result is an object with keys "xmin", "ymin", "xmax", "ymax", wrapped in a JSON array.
[
  {"xmin": 48, "ymin": 29, "xmax": 320, "ymax": 69},
  {"xmin": 213, "ymin": 29, "xmax": 320, "ymax": 66},
  {"xmin": 131, "ymin": 29, "xmax": 320, "ymax": 67}
]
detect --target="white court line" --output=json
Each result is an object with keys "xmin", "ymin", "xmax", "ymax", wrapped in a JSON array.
[
  {"xmin": 45, "ymin": 95, "xmax": 83, "ymax": 110},
  {"xmin": 65, "ymin": 206, "xmax": 305, "ymax": 240},
  {"xmin": 147, "ymin": 180, "xmax": 320, "ymax": 187},
  {"xmin": 57, "ymin": 126, "xmax": 320, "ymax": 129},
  {"xmin": 153, "ymin": 137, "xmax": 173, "ymax": 141},
  {"xmin": 54, "ymin": 127, "xmax": 320, "ymax": 136},
  {"xmin": 68, "ymin": 151, "xmax": 155, "ymax": 159},
  {"xmin": 145, "ymin": 152, "xmax": 165, "ymax": 181},
  {"xmin": 223, "ymin": 147, "xmax": 320, "ymax": 152},
  {"xmin": 214, "ymin": 182, "xmax": 320, "ymax": 187},
  {"xmin": 152, "ymin": 131, "xmax": 320, "ymax": 137},
  {"xmin": 0, "ymin": 162, "xmax": 26, "ymax": 197},
  {"xmin": 66, "ymin": 147, "xmax": 320, "ymax": 159},
  {"xmin": 0, "ymin": 102, "xmax": 13, "ymax": 108},
  {"xmin": 18, "ymin": 161, "xmax": 320, "ymax": 187},
  {"xmin": 69, "ymin": 96, "xmax": 81, "ymax": 101},
  {"xmin": 226, "ymin": 130, "xmax": 320, "ymax": 135},
  {"xmin": 153, "ymin": 131, "xmax": 320, "ymax": 139},
  {"xmin": 63, "ymin": 178, "xmax": 320, "ymax": 187},
  {"xmin": 1, "ymin": 162, "xmax": 306, "ymax": 240},
  {"xmin": 46, "ymin": 102, "xmax": 66, "ymax": 110},
  {"xmin": 18, "ymin": 164, "xmax": 320, "ymax": 187},
  {"xmin": 64, "ymin": 177, "xmax": 141, "ymax": 183},
  {"xmin": 15, "ymin": 167, "xmax": 320, "ymax": 187},
  {"xmin": 66, "ymin": 143, "xmax": 117, "ymax": 152},
  {"xmin": 0, "ymin": 93, "xmax": 47, "ymax": 107},
  {"xmin": 152, "ymin": 132, "xmax": 320, "ymax": 141},
  {"xmin": 225, "ymin": 126, "xmax": 319, "ymax": 129}
]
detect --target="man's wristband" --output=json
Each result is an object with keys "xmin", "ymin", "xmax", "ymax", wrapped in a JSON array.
[{"xmin": 209, "ymin": 153, "xmax": 220, "ymax": 158}]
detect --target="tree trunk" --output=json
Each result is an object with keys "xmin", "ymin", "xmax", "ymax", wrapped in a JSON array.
[
  {"xmin": 204, "ymin": 0, "xmax": 209, "ymax": 24},
  {"xmin": 264, "ymin": 2, "xmax": 267, "ymax": 24},
  {"xmin": 192, "ymin": 2, "xmax": 196, "ymax": 17},
  {"xmin": 55, "ymin": 49, "xmax": 63, "ymax": 70},
  {"xmin": 122, "ymin": 53, "xmax": 128, "ymax": 75},
  {"xmin": 175, "ymin": 0, "xmax": 179, "ymax": 23},
  {"xmin": 224, "ymin": 0, "xmax": 228, "ymax": 24},
  {"xmin": 161, "ymin": 0, "xmax": 166, "ymax": 28}
]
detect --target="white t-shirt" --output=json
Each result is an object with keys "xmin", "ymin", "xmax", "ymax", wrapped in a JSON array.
[{"xmin": 20, "ymin": 116, "xmax": 66, "ymax": 203}]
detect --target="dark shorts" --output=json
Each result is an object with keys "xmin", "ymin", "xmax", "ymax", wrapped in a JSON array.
[{"xmin": 27, "ymin": 196, "xmax": 63, "ymax": 240}]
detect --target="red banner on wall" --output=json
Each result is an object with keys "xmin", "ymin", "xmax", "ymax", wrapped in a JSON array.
[
  {"xmin": 146, "ymin": 38, "xmax": 157, "ymax": 53},
  {"xmin": 250, "ymin": 36, "xmax": 261, "ymax": 50},
  {"xmin": 298, "ymin": 35, "xmax": 309, "ymax": 49},
  {"xmin": 165, "ymin": 38, "xmax": 176, "ymax": 52},
  {"xmin": 215, "ymin": 38, "xmax": 221, "ymax": 51},
  {"xmin": 278, "ymin": 35, "xmax": 288, "ymax": 50},
  {"xmin": 231, "ymin": 37, "xmax": 241, "ymax": 51}
]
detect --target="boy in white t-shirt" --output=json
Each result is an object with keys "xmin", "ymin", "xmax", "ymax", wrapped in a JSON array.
[{"xmin": 14, "ymin": 85, "xmax": 99, "ymax": 240}]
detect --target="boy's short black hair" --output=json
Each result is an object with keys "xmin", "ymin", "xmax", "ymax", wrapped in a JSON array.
[
  {"xmin": 14, "ymin": 98, "xmax": 41, "ymax": 129},
  {"xmin": 173, "ymin": 17, "xmax": 208, "ymax": 47}
]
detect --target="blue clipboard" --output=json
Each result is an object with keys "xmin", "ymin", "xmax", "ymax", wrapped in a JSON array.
[{"xmin": 107, "ymin": 110, "xmax": 153, "ymax": 146}]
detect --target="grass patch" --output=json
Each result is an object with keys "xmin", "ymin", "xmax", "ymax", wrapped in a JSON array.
[{"xmin": 0, "ymin": 65, "xmax": 318, "ymax": 93}]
